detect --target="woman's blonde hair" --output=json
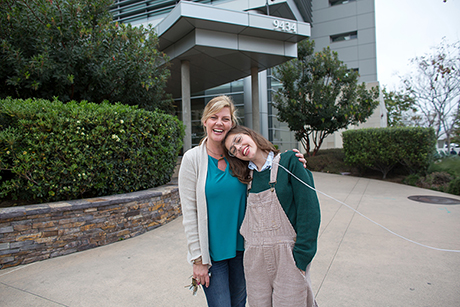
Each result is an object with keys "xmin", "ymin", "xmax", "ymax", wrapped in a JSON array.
[{"xmin": 201, "ymin": 95, "xmax": 239, "ymax": 138}]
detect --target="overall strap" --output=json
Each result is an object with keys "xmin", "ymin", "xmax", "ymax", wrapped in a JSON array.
[
  {"xmin": 269, "ymin": 154, "xmax": 281, "ymax": 191},
  {"xmin": 247, "ymin": 169, "xmax": 254, "ymax": 195}
]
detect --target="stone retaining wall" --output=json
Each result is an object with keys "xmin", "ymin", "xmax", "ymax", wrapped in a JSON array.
[{"xmin": 0, "ymin": 182, "xmax": 181, "ymax": 269}]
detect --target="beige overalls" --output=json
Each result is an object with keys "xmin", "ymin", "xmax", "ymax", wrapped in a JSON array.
[{"xmin": 240, "ymin": 154, "xmax": 318, "ymax": 307}]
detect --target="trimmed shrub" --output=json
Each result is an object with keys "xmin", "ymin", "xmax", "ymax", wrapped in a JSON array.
[
  {"xmin": 343, "ymin": 127, "xmax": 436, "ymax": 179},
  {"xmin": 343, "ymin": 128, "xmax": 400, "ymax": 179},
  {"xmin": 0, "ymin": 97, "xmax": 184, "ymax": 203},
  {"xmin": 395, "ymin": 127, "xmax": 437, "ymax": 174}
]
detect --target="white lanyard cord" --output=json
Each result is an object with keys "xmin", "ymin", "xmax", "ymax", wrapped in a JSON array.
[{"xmin": 276, "ymin": 163, "xmax": 460, "ymax": 253}]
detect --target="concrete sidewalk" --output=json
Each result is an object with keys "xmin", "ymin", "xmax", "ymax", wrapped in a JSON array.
[{"xmin": 1, "ymin": 173, "xmax": 459, "ymax": 306}]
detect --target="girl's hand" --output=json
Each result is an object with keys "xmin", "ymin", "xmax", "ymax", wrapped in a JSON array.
[
  {"xmin": 193, "ymin": 263, "xmax": 210, "ymax": 288},
  {"xmin": 291, "ymin": 148, "xmax": 307, "ymax": 169}
]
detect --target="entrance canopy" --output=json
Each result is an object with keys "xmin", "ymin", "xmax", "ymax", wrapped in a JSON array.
[{"xmin": 155, "ymin": 1, "xmax": 311, "ymax": 97}]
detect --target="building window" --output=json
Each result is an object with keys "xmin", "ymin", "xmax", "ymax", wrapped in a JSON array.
[
  {"xmin": 344, "ymin": 68, "xmax": 359, "ymax": 78},
  {"xmin": 329, "ymin": 0, "xmax": 356, "ymax": 6},
  {"xmin": 267, "ymin": 69, "xmax": 299, "ymax": 152},
  {"xmin": 110, "ymin": 0, "xmax": 219, "ymax": 24},
  {"xmin": 330, "ymin": 31, "xmax": 357, "ymax": 43}
]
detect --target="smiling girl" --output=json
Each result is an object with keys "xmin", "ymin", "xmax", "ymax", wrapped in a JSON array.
[{"xmin": 223, "ymin": 125, "xmax": 321, "ymax": 307}]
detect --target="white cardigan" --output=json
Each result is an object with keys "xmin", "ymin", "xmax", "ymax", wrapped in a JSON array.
[{"xmin": 178, "ymin": 139, "xmax": 211, "ymax": 266}]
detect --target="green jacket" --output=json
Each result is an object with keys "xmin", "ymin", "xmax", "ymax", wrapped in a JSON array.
[{"xmin": 249, "ymin": 151, "xmax": 321, "ymax": 270}]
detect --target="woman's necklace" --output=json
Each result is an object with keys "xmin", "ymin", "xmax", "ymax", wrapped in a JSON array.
[{"xmin": 206, "ymin": 145, "xmax": 224, "ymax": 161}]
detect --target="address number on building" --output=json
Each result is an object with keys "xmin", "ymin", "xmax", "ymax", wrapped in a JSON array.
[{"xmin": 273, "ymin": 20, "xmax": 296, "ymax": 33}]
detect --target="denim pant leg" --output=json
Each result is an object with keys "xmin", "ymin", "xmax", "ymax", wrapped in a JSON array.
[
  {"xmin": 203, "ymin": 251, "xmax": 246, "ymax": 307},
  {"xmin": 228, "ymin": 251, "xmax": 247, "ymax": 307}
]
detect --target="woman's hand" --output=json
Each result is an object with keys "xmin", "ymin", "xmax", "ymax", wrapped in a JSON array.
[
  {"xmin": 291, "ymin": 148, "xmax": 307, "ymax": 169},
  {"xmin": 193, "ymin": 263, "xmax": 210, "ymax": 288}
]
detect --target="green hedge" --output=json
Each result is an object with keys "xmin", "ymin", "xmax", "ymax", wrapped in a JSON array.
[
  {"xmin": 0, "ymin": 97, "xmax": 184, "ymax": 203},
  {"xmin": 343, "ymin": 127, "xmax": 436, "ymax": 178}
]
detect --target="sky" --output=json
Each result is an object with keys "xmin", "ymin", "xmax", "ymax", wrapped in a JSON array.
[{"xmin": 375, "ymin": 0, "xmax": 460, "ymax": 91}]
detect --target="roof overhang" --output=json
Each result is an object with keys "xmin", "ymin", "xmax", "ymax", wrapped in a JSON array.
[{"xmin": 155, "ymin": 1, "xmax": 310, "ymax": 97}]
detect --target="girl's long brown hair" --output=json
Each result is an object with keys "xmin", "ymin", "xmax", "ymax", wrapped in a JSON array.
[{"xmin": 223, "ymin": 126, "xmax": 280, "ymax": 184}]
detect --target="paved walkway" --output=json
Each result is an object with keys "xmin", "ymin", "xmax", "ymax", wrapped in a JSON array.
[{"xmin": 1, "ymin": 172, "xmax": 459, "ymax": 306}]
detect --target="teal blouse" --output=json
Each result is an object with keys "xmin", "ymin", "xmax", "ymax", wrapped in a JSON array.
[{"xmin": 205, "ymin": 156, "xmax": 246, "ymax": 261}]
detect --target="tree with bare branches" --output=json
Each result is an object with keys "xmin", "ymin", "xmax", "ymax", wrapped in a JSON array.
[{"xmin": 403, "ymin": 38, "xmax": 460, "ymax": 148}]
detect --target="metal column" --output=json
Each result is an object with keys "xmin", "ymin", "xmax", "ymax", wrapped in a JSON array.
[
  {"xmin": 251, "ymin": 66, "xmax": 260, "ymax": 133},
  {"xmin": 181, "ymin": 60, "xmax": 192, "ymax": 151}
]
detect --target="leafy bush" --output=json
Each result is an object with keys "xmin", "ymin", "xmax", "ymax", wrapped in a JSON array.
[
  {"xmin": 0, "ymin": 97, "xmax": 184, "ymax": 203},
  {"xmin": 425, "ymin": 156, "xmax": 460, "ymax": 195},
  {"xmin": 417, "ymin": 172, "xmax": 452, "ymax": 192},
  {"xmin": 343, "ymin": 128, "xmax": 400, "ymax": 179},
  {"xmin": 343, "ymin": 127, "xmax": 436, "ymax": 178},
  {"xmin": 447, "ymin": 177, "xmax": 460, "ymax": 195},
  {"xmin": 428, "ymin": 155, "xmax": 460, "ymax": 177},
  {"xmin": 394, "ymin": 128, "xmax": 437, "ymax": 173},
  {"xmin": 307, "ymin": 148, "xmax": 356, "ymax": 173},
  {"xmin": 403, "ymin": 174, "xmax": 420, "ymax": 186}
]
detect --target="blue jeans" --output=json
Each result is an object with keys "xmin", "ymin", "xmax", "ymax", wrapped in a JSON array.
[{"xmin": 202, "ymin": 251, "xmax": 247, "ymax": 307}]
